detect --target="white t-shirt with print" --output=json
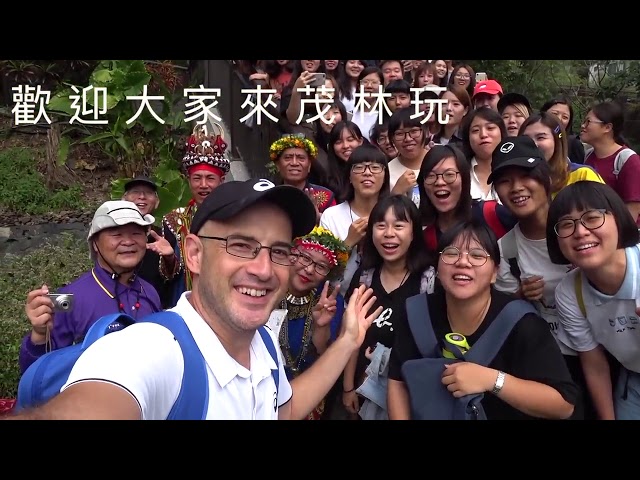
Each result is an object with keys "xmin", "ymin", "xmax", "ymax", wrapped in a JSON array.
[
  {"xmin": 351, "ymin": 109, "xmax": 379, "ymax": 141},
  {"xmin": 555, "ymin": 244, "xmax": 640, "ymax": 373},
  {"xmin": 494, "ymin": 226, "xmax": 578, "ymax": 356},
  {"xmin": 388, "ymin": 157, "xmax": 420, "ymax": 207},
  {"xmin": 320, "ymin": 201, "xmax": 362, "ymax": 297},
  {"xmin": 61, "ymin": 292, "xmax": 292, "ymax": 419}
]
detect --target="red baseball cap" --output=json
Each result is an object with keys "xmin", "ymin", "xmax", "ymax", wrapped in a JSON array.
[{"xmin": 472, "ymin": 80, "xmax": 503, "ymax": 99}]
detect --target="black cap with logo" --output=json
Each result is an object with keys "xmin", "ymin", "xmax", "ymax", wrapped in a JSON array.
[
  {"xmin": 190, "ymin": 178, "xmax": 316, "ymax": 239},
  {"xmin": 488, "ymin": 136, "xmax": 545, "ymax": 184}
]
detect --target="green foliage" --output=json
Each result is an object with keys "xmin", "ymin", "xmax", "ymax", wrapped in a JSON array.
[
  {"xmin": 0, "ymin": 233, "xmax": 92, "ymax": 398},
  {"xmin": 110, "ymin": 155, "xmax": 192, "ymax": 224},
  {"xmin": 0, "ymin": 147, "xmax": 85, "ymax": 214},
  {"xmin": 46, "ymin": 60, "xmax": 191, "ymax": 178}
]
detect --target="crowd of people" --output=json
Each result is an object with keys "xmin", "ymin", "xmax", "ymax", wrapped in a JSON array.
[{"xmin": 4, "ymin": 59, "xmax": 640, "ymax": 420}]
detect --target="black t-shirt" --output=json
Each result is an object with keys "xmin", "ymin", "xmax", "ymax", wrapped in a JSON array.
[
  {"xmin": 388, "ymin": 288, "xmax": 580, "ymax": 420},
  {"xmin": 347, "ymin": 267, "xmax": 423, "ymax": 384}
]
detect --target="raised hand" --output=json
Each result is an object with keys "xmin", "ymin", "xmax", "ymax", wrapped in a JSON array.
[
  {"xmin": 146, "ymin": 230, "xmax": 174, "ymax": 257},
  {"xmin": 341, "ymin": 284, "xmax": 383, "ymax": 348},
  {"xmin": 312, "ymin": 281, "xmax": 340, "ymax": 328},
  {"xmin": 304, "ymin": 187, "xmax": 321, "ymax": 223}
]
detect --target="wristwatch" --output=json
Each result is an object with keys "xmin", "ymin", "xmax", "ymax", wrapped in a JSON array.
[{"xmin": 491, "ymin": 371, "xmax": 506, "ymax": 395}]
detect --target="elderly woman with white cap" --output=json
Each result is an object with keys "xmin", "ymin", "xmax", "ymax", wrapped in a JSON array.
[{"xmin": 19, "ymin": 200, "xmax": 162, "ymax": 374}]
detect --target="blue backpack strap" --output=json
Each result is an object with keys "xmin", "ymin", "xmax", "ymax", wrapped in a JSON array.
[
  {"xmin": 405, "ymin": 293, "xmax": 439, "ymax": 358},
  {"xmin": 140, "ymin": 311, "xmax": 209, "ymax": 420},
  {"xmin": 258, "ymin": 326, "xmax": 279, "ymax": 400},
  {"xmin": 80, "ymin": 313, "xmax": 136, "ymax": 348},
  {"xmin": 465, "ymin": 299, "xmax": 537, "ymax": 366}
]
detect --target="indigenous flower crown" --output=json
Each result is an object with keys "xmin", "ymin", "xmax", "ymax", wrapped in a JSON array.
[
  {"xmin": 269, "ymin": 133, "xmax": 319, "ymax": 162},
  {"xmin": 294, "ymin": 226, "xmax": 350, "ymax": 278}
]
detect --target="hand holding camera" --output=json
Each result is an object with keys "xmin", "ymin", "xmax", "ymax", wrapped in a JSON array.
[{"xmin": 25, "ymin": 285, "xmax": 74, "ymax": 342}]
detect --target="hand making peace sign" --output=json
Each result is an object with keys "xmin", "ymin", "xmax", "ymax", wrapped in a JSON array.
[{"xmin": 312, "ymin": 280, "xmax": 341, "ymax": 328}]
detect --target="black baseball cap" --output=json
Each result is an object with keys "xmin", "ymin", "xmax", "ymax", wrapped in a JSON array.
[
  {"xmin": 190, "ymin": 179, "xmax": 316, "ymax": 238},
  {"xmin": 124, "ymin": 176, "xmax": 157, "ymax": 192},
  {"xmin": 487, "ymin": 136, "xmax": 545, "ymax": 185},
  {"xmin": 497, "ymin": 92, "xmax": 532, "ymax": 115}
]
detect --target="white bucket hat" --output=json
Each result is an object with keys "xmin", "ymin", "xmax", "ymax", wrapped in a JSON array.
[{"xmin": 87, "ymin": 200, "xmax": 155, "ymax": 244}]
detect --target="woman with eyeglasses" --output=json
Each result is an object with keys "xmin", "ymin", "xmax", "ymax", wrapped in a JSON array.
[
  {"xmin": 581, "ymin": 101, "xmax": 640, "ymax": 226},
  {"xmin": 320, "ymin": 144, "xmax": 391, "ymax": 297},
  {"xmin": 491, "ymin": 136, "xmax": 592, "ymax": 419},
  {"xmin": 387, "ymin": 220, "xmax": 578, "ymax": 420},
  {"xmin": 549, "ymin": 181, "xmax": 640, "ymax": 420},
  {"xmin": 342, "ymin": 195, "xmax": 435, "ymax": 420},
  {"xmin": 370, "ymin": 117, "xmax": 398, "ymax": 161},
  {"xmin": 447, "ymin": 64, "xmax": 476, "ymax": 99},
  {"xmin": 418, "ymin": 145, "xmax": 515, "ymax": 254},
  {"xmin": 277, "ymin": 226, "xmax": 350, "ymax": 420},
  {"xmin": 386, "ymin": 107, "xmax": 433, "ymax": 207}
]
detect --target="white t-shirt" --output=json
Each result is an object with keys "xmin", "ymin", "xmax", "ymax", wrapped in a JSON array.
[
  {"xmin": 470, "ymin": 157, "xmax": 499, "ymax": 202},
  {"xmin": 351, "ymin": 109, "xmax": 379, "ymax": 141},
  {"xmin": 555, "ymin": 244, "xmax": 640, "ymax": 373},
  {"xmin": 61, "ymin": 292, "xmax": 292, "ymax": 419},
  {"xmin": 494, "ymin": 226, "xmax": 578, "ymax": 356},
  {"xmin": 320, "ymin": 201, "xmax": 361, "ymax": 297},
  {"xmin": 388, "ymin": 157, "xmax": 420, "ymax": 207}
]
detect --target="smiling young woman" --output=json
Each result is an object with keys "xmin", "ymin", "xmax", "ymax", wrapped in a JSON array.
[{"xmin": 548, "ymin": 181, "xmax": 640, "ymax": 420}]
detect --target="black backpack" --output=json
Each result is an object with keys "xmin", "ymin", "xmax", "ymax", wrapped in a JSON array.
[{"xmin": 401, "ymin": 292, "xmax": 536, "ymax": 420}]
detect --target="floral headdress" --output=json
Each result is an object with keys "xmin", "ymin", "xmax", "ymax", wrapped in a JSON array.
[
  {"xmin": 267, "ymin": 133, "xmax": 318, "ymax": 175},
  {"xmin": 293, "ymin": 226, "xmax": 350, "ymax": 280}
]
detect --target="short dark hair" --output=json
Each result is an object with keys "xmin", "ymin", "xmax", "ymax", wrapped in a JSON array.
[
  {"xmin": 417, "ymin": 145, "xmax": 471, "ymax": 227},
  {"xmin": 343, "ymin": 144, "xmax": 391, "ymax": 202},
  {"xmin": 437, "ymin": 219, "xmax": 501, "ymax": 268},
  {"xmin": 385, "ymin": 79, "xmax": 411, "ymax": 95},
  {"xmin": 491, "ymin": 160, "xmax": 553, "ymax": 201},
  {"xmin": 388, "ymin": 107, "xmax": 429, "ymax": 148},
  {"xmin": 360, "ymin": 194, "xmax": 434, "ymax": 273},
  {"xmin": 546, "ymin": 181, "xmax": 640, "ymax": 265}
]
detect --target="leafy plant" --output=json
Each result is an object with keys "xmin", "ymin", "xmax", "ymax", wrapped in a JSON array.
[
  {"xmin": 110, "ymin": 155, "xmax": 192, "ymax": 224},
  {"xmin": 46, "ymin": 60, "xmax": 191, "ymax": 178}
]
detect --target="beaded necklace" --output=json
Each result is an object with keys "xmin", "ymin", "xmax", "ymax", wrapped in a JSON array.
[{"xmin": 278, "ymin": 292, "xmax": 318, "ymax": 375}]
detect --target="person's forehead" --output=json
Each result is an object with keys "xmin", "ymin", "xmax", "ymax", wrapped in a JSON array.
[{"xmin": 202, "ymin": 203, "xmax": 293, "ymax": 239}]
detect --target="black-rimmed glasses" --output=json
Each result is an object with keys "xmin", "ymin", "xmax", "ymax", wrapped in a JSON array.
[
  {"xmin": 425, "ymin": 170, "xmax": 460, "ymax": 185},
  {"xmin": 553, "ymin": 209, "xmax": 607, "ymax": 238},
  {"xmin": 199, "ymin": 235, "xmax": 297, "ymax": 266},
  {"xmin": 351, "ymin": 163, "xmax": 385, "ymax": 175},
  {"xmin": 440, "ymin": 246, "xmax": 490, "ymax": 267},
  {"xmin": 393, "ymin": 128, "xmax": 422, "ymax": 142},
  {"xmin": 294, "ymin": 250, "xmax": 331, "ymax": 276}
]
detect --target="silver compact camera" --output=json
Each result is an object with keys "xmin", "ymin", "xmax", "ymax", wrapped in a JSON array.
[{"xmin": 47, "ymin": 293, "xmax": 75, "ymax": 313}]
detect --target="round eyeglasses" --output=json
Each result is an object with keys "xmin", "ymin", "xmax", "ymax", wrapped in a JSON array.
[
  {"xmin": 198, "ymin": 235, "xmax": 298, "ymax": 266},
  {"xmin": 553, "ymin": 209, "xmax": 607, "ymax": 238},
  {"xmin": 440, "ymin": 246, "xmax": 490, "ymax": 267},
  {"xmin": 425, "ymin": 170, "xmax": 459, "ymax": 185},
  {"xmin": 294, "ymin": 250, "xmax": 331, "ymax": 276}
]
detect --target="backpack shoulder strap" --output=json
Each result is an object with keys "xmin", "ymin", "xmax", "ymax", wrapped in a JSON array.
[
  {"xmin": 482, "ymin": 201, "xmax": 507, "ymax": 239},
  {"xmin": 140, "ymin": 311, "xmax": 209, "ymax": 420},
  {"xmin": 258, "ymin": 325, "xmax": 280, "ymax": 400},
  {"xmin": 574, "ymin": 271, "xmax": 586, "ymax": 318},
  {"xmin": 465, "ymin": 299, "xmax": 537, "ymax": 366},
  {"xmin": 584, "ymin": 146, "xmax": 594, "ymax": 162},
  {"xmin": 80, "ymin": 313, "xmax": 136, "ymax": 348},
  {"xmin": 500, "ymin": 230, "xmax": 521, "ymax": 282},
  {"xmin": 405, "ymin": 293, "xmax": 439, "ymax": 358},
  {"xmin": 613, "ymin": 148, "xmax": 635, "ymax": 178}
]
